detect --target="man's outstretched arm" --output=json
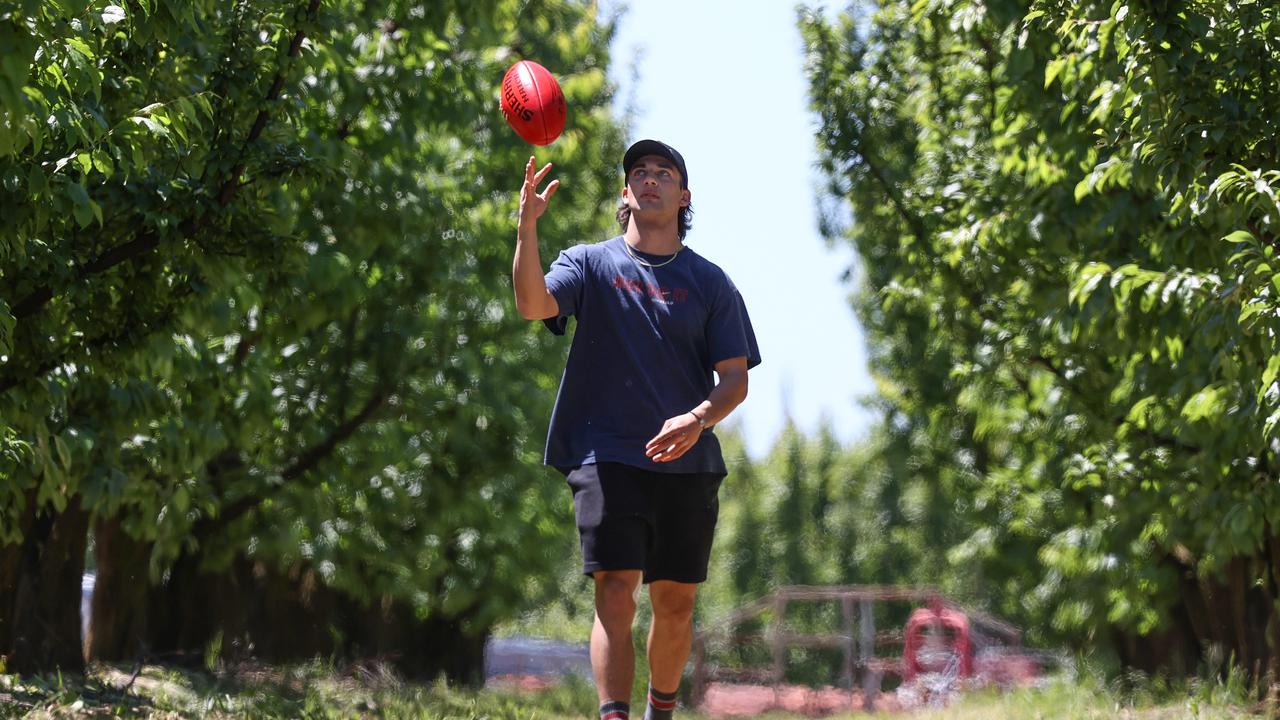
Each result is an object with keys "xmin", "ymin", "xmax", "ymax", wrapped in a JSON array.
[{"xmin": 513, "ymin": 156, "xmax": 561, "ymax": 320}]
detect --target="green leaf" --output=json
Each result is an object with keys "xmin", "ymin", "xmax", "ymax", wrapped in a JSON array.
[
  {"xmin": 174, "ymin": 486, "xmax": 190, "ymax": 513},
  {"xmin": 1074, "ymin": 176, "xmax": 1092, "ymax": 202},
  {"xmin": 66, "ymin": 37, "xmax": 95, "ymax": 62},
  {"xmin": 1263, "ymin": 354, "xmax": 1280, "ymax": 389},
  {"xmin": 92, "ymin": 147, "xmax": 114, "ymax": 178},
  {"xmin": 1239, "ymin": 303, "xmax": 1267, "ymax": 324},
  {"xmin": 131, "ymin": 116, "xmax": 169, "ymax": 139},
  {"xmin": 67, "ymin": 181, "xmax": 92, "ymax": 227},
  {"xmin": 54, "ymin": 435, "xmax": 71, "ymax": 470},
  {"xmin": 1126, "ymin": 396, "xmax": 1158, "ymax": 428},
  {"xmin": 1045, "ymin": 57, "xmax": 1067, "ymax": 89},
  {"xmin": 1180, "ymin": 385, "xmax": 1225, "ymax": 422}
]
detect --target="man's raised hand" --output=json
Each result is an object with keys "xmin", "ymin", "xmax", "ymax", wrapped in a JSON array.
[{"xmin": 519, "ymin": 156, "xmax": 559, "ymax": 225}]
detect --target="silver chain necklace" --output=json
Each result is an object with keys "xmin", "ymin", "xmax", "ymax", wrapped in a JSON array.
[{"xmin": 623, "ymin": 240, "xmax": 683, "ymax": 268}]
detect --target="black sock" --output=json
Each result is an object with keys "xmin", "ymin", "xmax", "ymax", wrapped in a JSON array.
[
  {"xmin": 644, "ymin": 685, "xmax": 677, "ymax": 720},
  {"xmin": 600, "ymin": 700, "xmax": 630, "ymax": 720}
]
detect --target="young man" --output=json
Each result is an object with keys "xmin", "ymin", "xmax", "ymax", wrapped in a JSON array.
[{"xmin": 512, "ymin": 139, "xmax": 761, "ymax": 720}]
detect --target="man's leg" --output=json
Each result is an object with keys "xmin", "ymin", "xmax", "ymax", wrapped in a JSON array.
[
  {"xmin": 592, "ymin": 569, "xmax": 644, "ymax": 709},
  {"xmin": 644, "ymin": 580, "xmax": 699, "ymax": 719}
]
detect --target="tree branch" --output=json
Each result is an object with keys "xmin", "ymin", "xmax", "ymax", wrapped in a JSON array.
[
  {"xmin": 218, "ymin": 0, "xmax": 322, "ymax": 206},
  {"xmin": 8, "ymin": 0, "xmax": 324, "ymax": 328},
  {"xmin": 204, "ymin": 387, "xmax": 391, "ymax": 536},
  {"xmin": 282, "ymin": 387, "xmax": 388, "ymax": 481},
  {"xmin": 1027, "ymin": 353, "xmax": 1202, "ymax": 455},
  {"xmin": 0, "ymin": 285, "xmax": 194, "ymax": 394}
]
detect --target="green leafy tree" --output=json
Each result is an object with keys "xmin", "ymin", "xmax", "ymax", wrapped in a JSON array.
[
  {"xmin": 1, "ymin": 0, "xmax": 626, "ymax": 679},
  {"xmin": 801, "ymin": 0, "xmax": 1280, "ymax": 679},
  {"xmin": 774, "ymin": 421, "xmax": 816, "ymax": 586}
]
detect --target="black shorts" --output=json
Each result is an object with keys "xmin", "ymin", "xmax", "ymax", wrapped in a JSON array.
[{"xmin": 564, "ymin": 462, "xmax": 725, "ymax": 584}]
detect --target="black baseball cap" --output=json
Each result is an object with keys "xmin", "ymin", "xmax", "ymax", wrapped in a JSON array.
[{"xmin": 623, "ymin": 139, "xmax": 688, "ymax": 188}]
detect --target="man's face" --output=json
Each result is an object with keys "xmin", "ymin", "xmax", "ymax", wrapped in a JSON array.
[{"xmin": 622, "ymin": 155, "xmax": 690, "ymax": 215}]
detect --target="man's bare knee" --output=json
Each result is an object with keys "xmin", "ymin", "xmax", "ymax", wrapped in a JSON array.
[
  {"xmin": 650, "ymin": 582, "xmax": 697, "ymax": 622},
  {"xmin": 594, "ymin": 572, "xmax": 641, "ymax": 628}
]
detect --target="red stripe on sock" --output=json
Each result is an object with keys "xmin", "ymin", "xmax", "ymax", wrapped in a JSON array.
[
  {"xmin": 649, "ymin": 694, "xmax": 677, "ymax": 710},
  {"xmin": 602, "ymin": 712, "xmax": 629, "ymax": 720}
]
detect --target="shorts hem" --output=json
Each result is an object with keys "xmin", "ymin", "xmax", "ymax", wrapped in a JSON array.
[
  {"xmin": 581, "ymin": 562, "xmax": 644, "ymax": 577},
  {"xmin": 642, "ymin": 573, "xmax": 707, "ymax": 585}
]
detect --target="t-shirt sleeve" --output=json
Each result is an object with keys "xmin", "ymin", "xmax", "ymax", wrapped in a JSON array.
[
  {"xmin": 706, "ymin": 274, "xmax": 762, "ymax": 369},
  {"xmin": 542, "ymin": 245, "xmax": 586, "ymax": 336}
]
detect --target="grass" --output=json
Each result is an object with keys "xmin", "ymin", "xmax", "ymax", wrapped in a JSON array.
[
  {"xmin": 879, "ymin": 679, "xmax": 1264, "ymax": 720},
  {"xmin": 0, "ymin": 659, "xmax": 601, "ymax": 719},
  {"xmin": 0, "ymin": 660, "xmax": 1270, "ymax": 719}
]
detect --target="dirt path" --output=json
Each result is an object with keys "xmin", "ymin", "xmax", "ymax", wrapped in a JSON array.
[{"xmin": 698, "ymin": 682, "xmax": 903, "ymax": 717}]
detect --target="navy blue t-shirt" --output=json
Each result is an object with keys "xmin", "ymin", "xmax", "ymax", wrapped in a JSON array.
[{"xmin": 542, "ymin": 236, "xmax": 762, "ymax": 474}]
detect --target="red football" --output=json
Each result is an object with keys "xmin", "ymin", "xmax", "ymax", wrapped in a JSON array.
[{"xmin": 500, "ymin": 60, "xmax": 567, "ymax": 146}]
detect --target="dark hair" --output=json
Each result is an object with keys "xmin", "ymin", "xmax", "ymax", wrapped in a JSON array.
[{"xmin": 616, "ymin": 201, "xmax": 694, "ymax": 241}]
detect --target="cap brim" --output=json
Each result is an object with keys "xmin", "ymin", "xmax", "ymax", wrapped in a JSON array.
[
  {"xmin": 624, "ymin": 140, "xmax": 674, "ymax": 169},
  {"xmin": 623, "ymin": 139, "xmax": 687, "ymax": 187}
]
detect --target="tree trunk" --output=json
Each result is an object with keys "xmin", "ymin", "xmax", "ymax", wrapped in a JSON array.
[
  {"xmin": 129, "ymin": 546, "xmax": 488, "ymax": 683},
  {"xmin": 1112, "ymin": 619, "xmax": 1198, "ymax": 678},
  {"xmin": 246, "ymin": 561, "xmax": 338, "ymax": 660},
  {"xmin": 1266, "ymin": 527, "xmax": 1280, "ymax": 683},
  {"xmin": 1131, "ymin": 548, "xmax": 1279, "ymax": 687},
  {"xmin": 144, "ymin": 549, "xmax": 253, "ymax": 662},
  {"xmin": 5, "ymin": 495, "xmax": 90, "ymax": 675},
  {"xmin": 335, "ymin": 593, "xmax": 486, "ymax": 684},
  {"xmin": 1189, "ymin": 556, "xmax": 1274, "ymax": 682},
  {"xmin": 0, "ymin": 541, "xmax": 18, "ymax": 658},
  {"xmin": 87, "ymin": 493, "xmax": 490, "ymax": 682},
  {"xmin": 392, "ymin": 610, "xmax": 488, "ymax": 685},
  {"xmin": 87, "ymin": 517, "xmax": 153, "ymax": 661},
  {"xmin": 0, "ymin": 488, "xmax": 40, "ymax": 657},
  {"xmin": 249, "ymin": 565, "xmax": 488, "ymax": 684}
]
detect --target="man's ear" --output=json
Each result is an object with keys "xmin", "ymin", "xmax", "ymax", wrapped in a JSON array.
[
  {"xmin": 621, "ymin": 186, "xmax": 630, "ymax": 200},
  {"xmin": 680, "ymin": 189, "xmax": 691, "ymax": 208}
]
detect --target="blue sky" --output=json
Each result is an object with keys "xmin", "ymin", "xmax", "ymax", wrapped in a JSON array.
[{"xmin": 603, "ymin": 0, "xmax": 878, "ymax": 457}]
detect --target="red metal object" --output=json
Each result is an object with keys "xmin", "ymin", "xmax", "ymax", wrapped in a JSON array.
[{"xmin": 901, "ymin": 606, "xmax": 973, "ymax": 681}]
